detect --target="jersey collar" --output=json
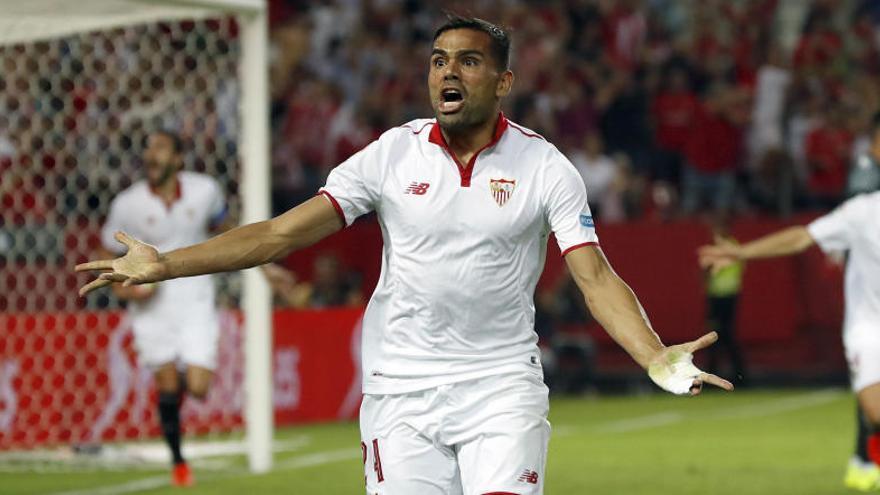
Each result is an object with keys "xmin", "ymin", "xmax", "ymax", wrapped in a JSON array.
[
  {"xmin": 428, "ymin": 112, "xmax": 509, "ymax": 187},
  {"xmin": 149, "ymin": 179, "xmax": 182, "ymax": 209}
]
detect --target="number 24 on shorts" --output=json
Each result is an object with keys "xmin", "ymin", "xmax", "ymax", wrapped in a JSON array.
[{"xmin": 361, "ymin": 439, "xmax": 385, "ymax": 484}]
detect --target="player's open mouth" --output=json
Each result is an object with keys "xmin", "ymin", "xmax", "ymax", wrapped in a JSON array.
[{"xmin": 439, "ymin": 88, "xmax": 464, "ymax": 114}]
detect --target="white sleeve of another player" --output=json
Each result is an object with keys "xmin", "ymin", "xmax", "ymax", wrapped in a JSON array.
[
  {"xmin": 100, "ymin": 196, "xmax": 127, "ymax": 255},
  {"xmin": 544, "ymin": 150, "xmax": 599, "ymax": 255},
  {"xmin": 207, "ymin": 178, "xmax": 227, "ymax": 227},
  {"xmin": 319, "ymin": 137, "xmax": 385, "ymax": 226},
  {"xmin": 806, "ymin": 195, "xmax": 866, "ymax": 253}
]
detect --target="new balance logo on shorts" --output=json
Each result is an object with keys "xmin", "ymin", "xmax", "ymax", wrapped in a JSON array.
[
  {"xmin": 405, "ymin": 182, "xmax": 430, "ymax": 195},
  {"xmin": 518, "ymin": 469, "xmax": 539, "ymax": 484}
]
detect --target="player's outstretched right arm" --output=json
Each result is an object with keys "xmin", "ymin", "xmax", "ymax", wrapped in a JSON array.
[
  {"xmin": 698, "ymin": 226, "xmax": 814, "ymax": 272},
  {"xmin": 76, "ymin": 196, "xmax": 344, "ymax": 296}
]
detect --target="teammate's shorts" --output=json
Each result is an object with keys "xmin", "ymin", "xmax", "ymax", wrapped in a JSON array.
[
  {"xmin": 360, "ymin": 371, "xmax": 550, "ymax": 495},
  {"xmin": 845, "ymin": 335, "xmax": 880, "ymax": 392},
  {"xmin": 130, "ymin": 301, "xmax": 220, "ymax": 371}
]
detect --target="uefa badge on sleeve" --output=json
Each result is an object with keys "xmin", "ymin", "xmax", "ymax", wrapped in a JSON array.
[{"xmin": 489, "ymin": 178, "xmax": 516, "ymax": 207}]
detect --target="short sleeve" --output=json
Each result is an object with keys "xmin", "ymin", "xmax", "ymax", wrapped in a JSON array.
[
  {"xmin": 807, "ymin": 195, "xmax": 867, "ymax": 253},
  {"xmin": 101, "ymin": 197, "xmax": 127, "ymax": 254},
  {"xmin": 544, "ymin": 152, "xmax": 600, "ymax": 256},
  {"xmin": 319, "ymin": 138, "xmax": 384, "ymax": 226}
]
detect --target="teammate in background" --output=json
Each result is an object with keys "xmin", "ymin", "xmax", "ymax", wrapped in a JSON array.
[
  {"xmin": 700, "ymin": 191, "xmax": 880, "ymax": 493},
  {"xmin": 843, "ymin": 112, "xmax": 880, "ymax": 491},
  {"xmin": 847, "ymin": 113, "xmax": 880, "ymax": 197},
  {"xmin": 97, "ymin": 130, "xmax": 228, "ymax": 487},
  {"xmin": 261, "ymin": 254, "xmax": 364, "ymax": 308},
  {"xmin": 79, "ymin": 18, "xmax": 731, "ymax": 493},
  {"xmin": 703, "ymin": 214, "xmax": 748, "ymax": 385}
]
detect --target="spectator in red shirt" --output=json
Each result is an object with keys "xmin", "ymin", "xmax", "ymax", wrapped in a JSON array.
[
  {"xmin": 804, "ymin": 105, "xmax": 854, "ymax": 208},
  {"xmin": 651, "ymin": 66, "xmax": 700, "ymax": 183},
  {"xmin": 680, "ymin": 84, "xmax": 745, "ymax": 215}
]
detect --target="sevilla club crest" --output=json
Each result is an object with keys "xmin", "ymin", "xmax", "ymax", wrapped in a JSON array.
[{"xmin": 489, "ymin": 178, "xmax": 516, "ymax": 207}]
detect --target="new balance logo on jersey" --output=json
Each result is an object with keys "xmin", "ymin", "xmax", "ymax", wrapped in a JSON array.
[
  {"xmin": 518, "ymin": 469, "xmax": 539, "ymax": 484},
  {"xmin": 405, "ymin": 182, "xmax": 430, "ymax": 195}
]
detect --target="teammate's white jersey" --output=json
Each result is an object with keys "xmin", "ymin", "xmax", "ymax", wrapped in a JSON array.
[
  {"xmin": 101, "ymin": 171, "xmax": 226, "ymax": 320},
  {"xmin": 320, "ymin": 114, "xmax": 598, "ymax": 394},
  {"xmin": 808, "ymin": 191, "xmax": 880, "ymax": 348}
]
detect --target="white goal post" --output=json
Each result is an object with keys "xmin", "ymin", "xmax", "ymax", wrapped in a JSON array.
[{"xmin": 0, "ymin": 0, "xmax": 273, "ymax": 473}]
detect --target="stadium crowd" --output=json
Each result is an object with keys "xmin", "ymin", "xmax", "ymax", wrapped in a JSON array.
[{"xmin": 268, "ymin": 0, "xmax": 880, "ymax": 221}]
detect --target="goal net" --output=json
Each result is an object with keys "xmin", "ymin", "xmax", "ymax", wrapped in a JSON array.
[{"xmin": 0, "ymin": 0, "xmax": 271, "ymax": 471}]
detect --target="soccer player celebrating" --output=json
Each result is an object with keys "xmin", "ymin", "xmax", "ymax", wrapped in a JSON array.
[
  {"xmin": 79, "ymin": 17, "xmax": 731, "ymax": 493},
  {"xmin": 98, "ymin": 130, "xmax": 228, "ymax": 487},
  {"xmin": 700, "ymin": 190, "xmax": 880, "ymax": 492}
]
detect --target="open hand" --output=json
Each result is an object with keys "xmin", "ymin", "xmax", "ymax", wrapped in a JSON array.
[
  {"xmin": 75, "ymin": 231, "xmax": 166, "ymax": 296},
  {"xmin": 698, "ymin": 240, "xmax": 742, "ymax": 274},
  {"xmin": 647, "ymin": 332, "xmax": 734, "ymax": 396}
]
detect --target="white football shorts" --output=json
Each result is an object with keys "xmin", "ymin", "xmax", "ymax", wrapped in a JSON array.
[
  {"xmin": 130, "ymin": 300, "xmax": 220, "ymax": 371},
  {"xmin": 360, "ymin": 371, "xmax": 550, "ymax": 495},
  {"xmin": 845, "ymin": 333, "xmax": 880, "ymax": 392}
]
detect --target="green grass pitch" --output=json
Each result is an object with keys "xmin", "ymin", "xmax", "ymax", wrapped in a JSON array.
[{"xmin": 2, "ymin": 389, "xmax": 858, "ymax": 494}]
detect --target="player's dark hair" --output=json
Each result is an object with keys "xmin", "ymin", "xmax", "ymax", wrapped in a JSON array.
[
  {"xmin": 153, "ymin": 129, "xmax": 184, "ymax": 154},
  {"xmin": 433, "ymin": 15, "xmax": 511, "ymax": 71}
]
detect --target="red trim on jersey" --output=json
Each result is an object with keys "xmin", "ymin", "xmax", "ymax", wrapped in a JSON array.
[
  {"xmin": 507, "ymin": 122, "xmax": 546, "ymax": 140},
  {"xmin": 149, "ymin": 180, "xmax": 182, "ymax": 209},
  {"xmin": 481, "ymin": 492, "xmax": 521, "ymax": 494},
  {"xmin": 318, "ymin": 190, "xmax": 346, "ymax": 227},
  {"xmin": 561, "ymin": 241, "xmax": 599, "ymax": 257},
  {"xmin": 428, "ymin": 112, "xmax": 509, "ymax": 187}
]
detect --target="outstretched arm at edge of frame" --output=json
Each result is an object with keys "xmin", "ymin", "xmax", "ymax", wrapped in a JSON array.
[{"xmin": 698, "ymin": 226, "xmax": 815, "ymax": 271}]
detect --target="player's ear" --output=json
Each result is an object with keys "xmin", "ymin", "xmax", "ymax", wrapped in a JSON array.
[{"xmin": 496, "ymin": 70, "xmax": 513, "ymax": 98}]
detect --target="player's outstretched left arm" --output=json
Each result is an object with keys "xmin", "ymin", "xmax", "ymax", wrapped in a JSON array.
[
  {"xmin": 76, "ymin": 196, "xmax": 343, "ymax": 296},
  {"xmin": 564, "ymin": 245, "xmax": 734, "ymax": 396},
  {"xmin": 698, "ymin": 226, "xmax": 815, "ymax": 273}
]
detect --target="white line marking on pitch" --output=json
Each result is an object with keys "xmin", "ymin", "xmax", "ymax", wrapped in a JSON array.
[
  {"xmin": 594, "ymin": 411, "xmax": 686, "ymax": 434},
  {"xmin": 44, "ymin": 447, "xmax": 359, "ymax": 495},
  {"xmin": 44, "ymin": 476, "xmax": 170, "ymax": 495},
  {"xmin": 710, "ymin": 389, "xmax": 842, "ymax": 420},
  {"xmin": 554, "ymin": 389, "xmax": 846, "ymax": 437},
  {"xmin": 274, "ymin": 447, "xmax": 360, "ymax": 470}
]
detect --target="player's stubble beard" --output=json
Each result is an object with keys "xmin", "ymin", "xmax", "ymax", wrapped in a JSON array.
[{"xmin": 435, "ymin": 94, "xmax": 498, "ymax": 138}]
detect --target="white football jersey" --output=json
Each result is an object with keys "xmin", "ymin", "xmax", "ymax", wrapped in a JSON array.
[
  {"xmin": 320, "ymin": 114, "xmax": 598, "ymax": 394},
  {"xmin": 808, "ymin": 191, "xmax": 880, "ymax": 347},
  {"xmin": 101, "ymin": 171, "xmax": 226, "ymax": 319}
]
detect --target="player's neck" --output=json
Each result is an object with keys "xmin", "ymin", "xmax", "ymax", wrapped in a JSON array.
[
  {"xmin": 150, "ymin": 176, "xmax": 180, "ymax": 206},
  {"xmin": 441, "ymin": 114, "xmax": 501, "ymax": 167}
]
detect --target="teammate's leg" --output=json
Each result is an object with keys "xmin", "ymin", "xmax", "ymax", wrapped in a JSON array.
[
  {"xmin": 154, "ymin": 363, "xmax": 186, "ymax": 468},
  {"xmin": 845, "ymin": 343, "xmax": 880, "ymax": 491},
  {"xmin": 185, "ymin": 365, "xmax": 214, "ymax": 400},
  {"xmin": 845, "ymin": 403, "xmax": 880, "ymax": 492},
  {"xmin": 858, "ymin": 383, "xmax": 880, "ymax": 466},
  {"xmin": 856, "ymin": 405, "xmax": 871, "ymax": 464},
  {"xmin": 171, "ymin": 308, "xmax": 218, "ymax": 488}
]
